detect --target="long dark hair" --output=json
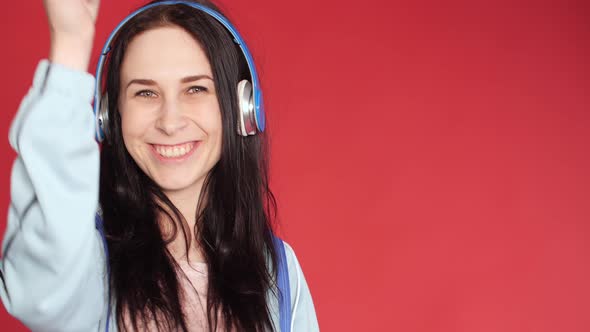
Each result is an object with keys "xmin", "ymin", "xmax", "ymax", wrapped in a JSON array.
[{"xmin": 98, "ymin": 1, "xmax": 278, "ymax": 330}]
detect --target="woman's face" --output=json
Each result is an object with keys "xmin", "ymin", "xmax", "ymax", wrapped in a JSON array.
[{"xmin": 118, "ymin": 25, "xmax": 222, "ymax": 197}]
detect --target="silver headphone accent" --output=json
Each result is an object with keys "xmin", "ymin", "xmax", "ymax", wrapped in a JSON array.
[
  {"xmin": 97, "ymin": 93, "xmax": 110, "ymax": 141},
  {"xmin": 237, "ymin": 80, "xmax": 257, "ymax": 136}
]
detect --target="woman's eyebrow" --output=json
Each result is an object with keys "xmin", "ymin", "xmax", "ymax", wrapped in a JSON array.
[
  {"xmin": 125, "ymin": 75, "xmax": 214, "ymax": 89},
  {"xmin": 126, "ymin": 78, "xmax": 157, "ymax": 89},
  {"xmin": 181, "ymin": 74, "xmax": 213, "ymax": 83}
]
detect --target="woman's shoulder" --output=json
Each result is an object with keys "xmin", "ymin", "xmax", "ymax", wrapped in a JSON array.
[
  {"xmin": 276, "ymin": 239, "xmax": 305, "ymax": 292},
  {"xmin": 280, "ymin": 240, "xmax": 301, "ymax": 271},
  {"xmin": 277, "ymin": 239, "xmax": 320, "ymax": 331}
]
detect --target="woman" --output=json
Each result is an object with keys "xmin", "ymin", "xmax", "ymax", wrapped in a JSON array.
[{"xmin": 0, "ymin": 0, "xmax": 318, "ymax": 331}]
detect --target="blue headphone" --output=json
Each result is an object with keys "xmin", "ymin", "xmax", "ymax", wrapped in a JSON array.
[{"xmin": 94, "ymin": 0, "xmax": 266, "ymax": 142}]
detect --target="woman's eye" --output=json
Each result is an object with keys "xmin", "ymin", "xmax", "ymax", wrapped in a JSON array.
[
  {"xmin": 136, "ymin": 90, "xmax": 157, "ymax": 98},
  {"xmin": 188, "ymin": 86, "xmax": 208, "ymax": 94}
]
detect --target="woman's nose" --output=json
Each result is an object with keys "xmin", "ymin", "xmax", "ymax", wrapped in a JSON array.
[{"xmin": 155, "ymin": 100, "xmax": 189, "ymax": 136}]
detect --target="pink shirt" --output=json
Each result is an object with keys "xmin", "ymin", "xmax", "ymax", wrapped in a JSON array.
[
  {"xmin": 122, "ymin": 260, "xmax": 217, "ymax": 331},
  {"xmin": 177, "ymin": 260, "xmax": 213, "ymax": 331}
]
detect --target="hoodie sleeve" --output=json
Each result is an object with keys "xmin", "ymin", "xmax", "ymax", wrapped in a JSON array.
[
  {"xmin": 0, "ymin": 60, "xmax": 105, "ymax": 332},
  {"xmin": 284, "ymin": 242, "xmax": 320, "ymax": 332}
]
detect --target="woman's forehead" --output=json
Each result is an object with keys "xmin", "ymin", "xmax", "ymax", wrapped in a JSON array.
[{"xmin": 120, "ymin": 25, "xmax": 213, "ymax": 81}]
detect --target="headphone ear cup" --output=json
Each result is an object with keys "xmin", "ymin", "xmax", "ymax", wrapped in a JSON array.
[
  {"xmin": 97, "ymin": 93, "xmax": 110, "ymax": 142},
  {"xmin": 237, "ymin": 79, "xmax": 256, "ymax": 136}
]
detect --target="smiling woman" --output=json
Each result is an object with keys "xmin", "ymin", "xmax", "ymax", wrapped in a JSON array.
[
  {"xmin": 0, "ymin": 0, "xmax": 318, "ymax": 331},
  {"xmin": 118, "ymin": 26, "xmax": 222, "ymax": 206}
]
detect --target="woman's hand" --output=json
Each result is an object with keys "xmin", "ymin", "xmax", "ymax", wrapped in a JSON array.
[{"xmin": 43, "ymin": 0, "xmax": 100, "ymax": 71}]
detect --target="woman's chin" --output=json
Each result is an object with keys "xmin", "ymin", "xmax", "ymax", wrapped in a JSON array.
[{"xmin": 154, "ymin": 176, "xmax": 204, "ymax": 195}]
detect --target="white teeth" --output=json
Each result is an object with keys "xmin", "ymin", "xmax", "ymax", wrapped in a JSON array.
[{"xmin": 154, "ymin": 142, "xmax": 194, "ymax": 158}]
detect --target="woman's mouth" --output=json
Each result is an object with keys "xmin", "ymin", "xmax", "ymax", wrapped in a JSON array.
[{"xmin": 150, "ymin": 141, "xmax": 199, "ymax": 161}]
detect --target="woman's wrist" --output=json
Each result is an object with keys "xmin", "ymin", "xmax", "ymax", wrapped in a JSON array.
[{"xmin": 49, "ymin": 33, "xmax": 94, "ymax": 72}]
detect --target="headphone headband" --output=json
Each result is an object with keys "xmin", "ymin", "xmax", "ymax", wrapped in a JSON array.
[{"xmin": 94, "ymin": 0, "xmax": 265, "ymax": 141}]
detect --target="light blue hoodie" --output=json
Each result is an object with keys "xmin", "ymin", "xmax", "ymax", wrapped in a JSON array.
[{"xmin": 0, "ymin": 60, "xmax": 319, "ymax": 332}]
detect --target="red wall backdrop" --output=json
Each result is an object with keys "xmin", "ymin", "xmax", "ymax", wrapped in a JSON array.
[{"xmin": 1, "ymin": 0, "xmax": 589, "ymax": 331}]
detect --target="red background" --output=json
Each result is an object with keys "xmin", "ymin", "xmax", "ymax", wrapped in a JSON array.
[{"xmin": 1, "ymin": 0, "xmax": 589, "ymax": 331}]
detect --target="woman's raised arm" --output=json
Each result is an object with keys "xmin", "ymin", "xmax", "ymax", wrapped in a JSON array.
[{"xmin": 0, "ymin": 1, "xmax": 107, "ymax": 331}]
